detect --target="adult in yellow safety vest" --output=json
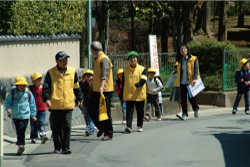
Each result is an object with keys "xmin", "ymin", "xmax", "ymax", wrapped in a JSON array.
[
  {"xmin": 176, "ymin": 44, "xmax": 200, "ymax": 121},
  {"xmin": 88, "ymin": 41, "xmax": 114, "ymax": 141},
  {"xmin": 122, "ymin": 51, "xmax": 147, "ymax": 133},
  {"xmin": 42, "ymin": 51, "xmax": 83, "ymax": 154}
]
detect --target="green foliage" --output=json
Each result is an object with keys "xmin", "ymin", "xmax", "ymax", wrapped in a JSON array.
[
  {"xmin": 0, "ymin": 1, "xmax": 86, "ymax": 35},
  {"xmin": 201, "ymin": 74, "xmax": 222, "ymax": 91},
  {"xmin": 188, "ymin": 39, "xmax": 238, "ymax": 75}
]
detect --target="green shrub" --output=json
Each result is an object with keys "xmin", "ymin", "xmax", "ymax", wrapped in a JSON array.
[
  {"xmin": 201, "ymin": 73, "xmax": 222, "ymax": 91},
  {"xmin": 188, "ymin": 39, "xmax": 238, "ymax": 75},
  {"xmin": 0, "ymin": 1, "xmax": 86, "ymax": 35}
]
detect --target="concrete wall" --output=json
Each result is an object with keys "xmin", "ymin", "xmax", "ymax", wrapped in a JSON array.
[{"xmin": 0, "ymin": 38, "xmax": 80, "ymax": 78}]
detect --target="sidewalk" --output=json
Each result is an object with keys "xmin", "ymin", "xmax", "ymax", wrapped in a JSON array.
[{"xmin": 2, "ymin": 105, "xmax": 233, "ymax": 167}]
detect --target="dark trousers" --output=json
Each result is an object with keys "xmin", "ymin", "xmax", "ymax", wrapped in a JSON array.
[
  {"xmin": 126, "ymin": 101, "xmax": 145, "ymax": 129},
  {"xmin": 233, "ymin": 89, "xmax": 249, "ymax": 111},
  {"xmin": 51, "ymin": 110, "xmax": 72, "ymax": 151},
  {"xmin": 89, "ymin": 92, "xmax": 113, "ymax": 138},
  {"xmin": 145, "ymin": 94, "xmax": 161, "ymax": 119},
  {"xmin": 13, "ymin": 119, "xmax": 29, "ymax": 145},
  {"xmin": 180, "ymin": 84, "xmax": 199, "ymax": 116}
]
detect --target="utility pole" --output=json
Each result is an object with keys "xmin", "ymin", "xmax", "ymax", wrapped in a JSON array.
[
  {"xmin": 0, "ymin": 86, "xmax": 6, "ymax": 166},
  {"xmin": 87, "ymin": 0, "xmax": 92, "ymax": 69}
]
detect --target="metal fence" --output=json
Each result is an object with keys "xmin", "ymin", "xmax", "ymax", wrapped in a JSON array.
[
  {"xmin": 105, "ymin": 52, "xmax": 177, "ymax": 100},
  {"xmin": 222, "ymin": 49, "xmax": 250, "ymax": 92}
]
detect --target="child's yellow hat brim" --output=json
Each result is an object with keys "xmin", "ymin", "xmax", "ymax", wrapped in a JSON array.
[
  {"xmin": 239, "ymin": 58, "xmax": 250, "ymax": 67},
  {"xmin": 116, "ymin": 69, "xmax": 124, "ymax": 78},
  {"xmin": 81, "ymin": 69, "xmax": 93, "ymax": 79}
]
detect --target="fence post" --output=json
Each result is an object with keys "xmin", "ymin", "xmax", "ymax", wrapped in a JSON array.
[{"xmin": 222, "ymin": 49, "xmax": 226, "ymax": 92}]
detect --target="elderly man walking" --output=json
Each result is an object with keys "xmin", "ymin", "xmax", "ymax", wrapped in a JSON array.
[
  {"xmin": 89, "ymin": 41, "xmax": 114, "ymax": 141},
  {"xmin": 42, "ymin": 51, "xmax": 83, "ymax": 154}
]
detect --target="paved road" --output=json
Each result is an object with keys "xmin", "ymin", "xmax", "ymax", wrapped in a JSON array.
[{"xmin": 3, "ymin": 106, "xmax": 250, "ymax": 167}]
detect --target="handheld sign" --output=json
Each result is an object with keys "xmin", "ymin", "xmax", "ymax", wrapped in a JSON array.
[{"xmin": 187, "ymin": 77, "xmax": 205, "ymax": 98}]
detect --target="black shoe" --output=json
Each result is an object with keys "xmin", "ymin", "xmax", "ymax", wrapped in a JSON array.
[
  {"xmin": 53, "ymin": 150, "xmax": 60, "ymax": 153},
  {"xmin": 61, "ymin": 150, "xmax": 72, "ymax": 154},
  {"xmin": 97, "ymin": 129, "xmax": 104, "ymax": 138},
  {"xmin": 102, "ymin": 136, "xmax": 112, "ymax": 141}
]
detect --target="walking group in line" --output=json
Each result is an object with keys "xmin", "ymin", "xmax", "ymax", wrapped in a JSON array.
[{"xmin": 6, "ymin": 41, "xmax": 248, "ymax": 156}]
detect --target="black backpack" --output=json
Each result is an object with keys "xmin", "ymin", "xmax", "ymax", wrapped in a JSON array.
[{"xmin": 154, "ymin": 76, "xmax": 163, "ymax": 90}]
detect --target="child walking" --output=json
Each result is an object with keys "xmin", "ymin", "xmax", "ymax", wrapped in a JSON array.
[
  {"xmin": 165, "ymin": 62, "xmax": 182, "ymax": 119},
  {"xmin": 232, "ymin": 58, "xmax": 250, "ymax": 115},
  {"xmin": 5, "ymin": 76, "xmax": 37, "ymax": 155},
  {"xmin": 29, "ymin": 72, "xmax": 48, "ymax": 144},
  {"xmin": 144, "ymin": 67, "xmax": 163, "ymax": 122},
  {"xmin": 80, "ymin": 69, "xmax": 95, "ymax": 136},
  {"xmin": 115, "ymin": 69, "xmax": 126, "ymax": 124}
]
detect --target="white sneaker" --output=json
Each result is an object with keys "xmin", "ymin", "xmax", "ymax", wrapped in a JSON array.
[
  {"xmin": 176, "ymin": 112, "xmax": 182, "ymax": 120},
  {"xmin": 137, "ymin": 127, "xmax": 143, "ymax": 132},
  {"xmin": 182, "ymin": 114, "xmax": 188, "ymax": 121},
  {"xmin": 17, "ymin": 145, "xmax": 25, "ymax": 155}
]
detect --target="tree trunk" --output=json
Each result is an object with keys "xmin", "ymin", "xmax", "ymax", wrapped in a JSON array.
[
  {"xmin": 237, "ymin": 1, "xmax": 244, "ymax": 27},
  {"xmin": 189, "ymin": 6, "xmax": 195, "ymax": 42},
  {"xmin": 171, "ymin": 17, "xmax": 177, "ymax": 52},
  {"xmin": 205, "ymin": 1, "xmax": 213, "ymax": 37},
  {"xmin": 182, "ymin": 6, "xmax": 190, "ymax": 44},
  {"xmin": 104, "ymin": 8, "xmax": 110, "ymax": 54},
  {"xmin": 174, "ymin": 3, "xmax": 182, "ymax": 47},
  {"xmin": 218, "ymin": 1, "xmax": 227, "ymax": 41},
  {"xmin": 193, "ymin": 3, "xmax": 205, "ymax": 34},
  {"xmin": 161, "ymin": 17, "xmax": 169, "ymax": 53}
]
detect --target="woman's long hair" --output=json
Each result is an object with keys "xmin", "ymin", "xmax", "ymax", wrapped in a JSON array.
[{"xmin": 176, "ymin": 44, "xmax": 191, "ymax": 62}]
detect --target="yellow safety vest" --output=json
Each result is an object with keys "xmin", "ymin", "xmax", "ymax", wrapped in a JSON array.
[
  {"xmin": 93, "ymin": 52, "xmax": 114, "ymax": 92},
  {"xmin": 175, "ymin": 55, "xmax": 200, "ymax": 86},
  {"xmin": 123, "ymin": 64, "xmax": 147, "ymax": 101},
  {"xmin": 48, "ymin": 66, "xmax": 79, "ymax": 110}
]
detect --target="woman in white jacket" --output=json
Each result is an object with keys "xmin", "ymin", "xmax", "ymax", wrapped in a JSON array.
[{"xmin": 165, "ymin": 63, "xmax": 182, "ymax": 119}]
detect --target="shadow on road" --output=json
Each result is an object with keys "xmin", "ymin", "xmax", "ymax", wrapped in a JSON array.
[{"xmin": 213, "ymin": 130, "xmax": 250, "ymax": 167}]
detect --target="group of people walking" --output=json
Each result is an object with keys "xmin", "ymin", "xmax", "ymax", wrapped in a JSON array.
[{"xmin": 4, "ymin": 41, "xmax": 202, "ymax": 156}]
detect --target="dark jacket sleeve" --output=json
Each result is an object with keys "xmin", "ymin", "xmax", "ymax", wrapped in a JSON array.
[
  {"xmin": 42, "ymin": 71, "xmax": 51, "ymax": 103},
  {"xmin": 193, "ymin": 58, "xmax": 199, "ymax": 80},
  {"xmin": 74, "ymin": 72, "xmax": 83, "ymax": 101},
  {"xmin": 135, "ymin": 69, "xmax": 147, "ymax": 88}
]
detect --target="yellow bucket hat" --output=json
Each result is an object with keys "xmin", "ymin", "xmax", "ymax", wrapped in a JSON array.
[
  {"xmin": 116, "ymin": 69, "xmax": 124, "ymax": 78},
  {"xmin": 239, "ymin": 58, "xmax": 250, "ymax": 67},
  {"xmin": 31, "ymin": 72, "xmax": 43, "ymax": 81},
  {"xmin": 81, "ymin": 69, "xmax": 93, "ymax": 79},
  {"xmin": 147, "ymin": 67, "xmax": 156, "ymax": 74},
  {"xmin": 14, "ymin": 76, "xmax": 28, "ymax": 86}
]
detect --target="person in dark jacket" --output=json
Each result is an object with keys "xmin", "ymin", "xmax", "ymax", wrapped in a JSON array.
[
  {"xmin": 115, "ymin": 69, "xmax": 126, "ymax": 124},
  {"xmin": 232, "ymin": 58, "xmax": 250, "ymax": 115},
  {"xmin": 42, "ymin": 51, "xmax": 83, "ymax": 154}
]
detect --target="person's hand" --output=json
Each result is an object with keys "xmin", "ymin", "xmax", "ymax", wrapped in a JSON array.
[
  {"xmin": 151, "ymin": 89, "xmax": 156, "ymax": 93},
  {"xmin": 31, "ymin": 117, "xmax": 37, "ymax": 122},
  {"xmin": 100, "ymin": 86, "xmax": 104, "ymax": 94},
  {"xmin": 77, "ymin": 101, "xmax": 81, "ymax": 107},
  {"xmin": 7, "ymin": 109, "xmax": 12, "ymax": 118},
  {"xmin": 245, "ymin": 82, "xmax": 248, "ymax": 86},
  {"xmin": 46, "ymin": 100, "xmax": 52, "ymax": 108},
  {"xmin": 146, "ymin": 88, "xmax": 150, "ymax": 92},
  {"xmin": 192, "ymin": 79, "xmax": 197, "ymax": 86},
  {"xmin": 248, "ymin": 81, "xmax": 250, "ymax": 85}
]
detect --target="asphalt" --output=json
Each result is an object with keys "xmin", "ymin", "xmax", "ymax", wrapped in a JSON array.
[{"xmin": 2, "ymin": 105, "xmax": 250, "ymax": 167}]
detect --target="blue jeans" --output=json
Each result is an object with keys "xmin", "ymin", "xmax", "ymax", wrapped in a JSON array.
[
  {"xmin": 84, "ymin": 105, "xmax": 95, "ymax": 134},
  {"xmin": 13, "ymin": 119, "xmax": 28, "ymax": 145},
  {"xmin": 233, "ymin": 89, "xmax": 249, "ymax": 111},
  {"xmin": 121, "ymin": 101, "xmax": 126, "ymax": 120},
  {"xmin": 30, "ymin": 110, "xmax": 46, "ymax": 139}
]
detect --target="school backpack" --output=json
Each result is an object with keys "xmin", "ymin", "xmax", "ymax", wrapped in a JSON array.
[
  {"xmin": 154, "ymin": 76, "xmax": 164, "ymax": 90},
  {"xmin": 234, "ymin": 69, "xmax": 250, "ymax": 86},
  {"xmin": 11, "ymin": 88, "xmax": 31, "ymax": 101}
]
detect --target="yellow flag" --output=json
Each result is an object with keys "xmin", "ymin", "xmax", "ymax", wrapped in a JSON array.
[{"xmin": 99, "ymin": 93, "xmax": 109, "ymax": 121}]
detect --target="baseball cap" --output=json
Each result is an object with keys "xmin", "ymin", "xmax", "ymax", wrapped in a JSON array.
[{"xmin": 55, "ymin": 51, "xmax": 70, "ymax": 60}]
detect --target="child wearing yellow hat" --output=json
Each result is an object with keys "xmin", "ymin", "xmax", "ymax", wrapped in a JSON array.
[
  {"xmin": 115, "ymin": 69, "xmax": 126, "ymax": 124},
  {"xmin": 79, "ymin": 69, "xmax": 96, "ymax": 136},
  {"xmin": 144, "ymin": 67, "xmax": 163, "ymax": 122},
  {"xmin": 29, "ymin": 72, "xmax": 48, "ymax": 144},
  {"xmin": 5, "ymin": 76, "xmax": 37, "ymax": 155},
  {"xmin": 232, "ymin": 58, "xmax": 250, "ymax": 115}
]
